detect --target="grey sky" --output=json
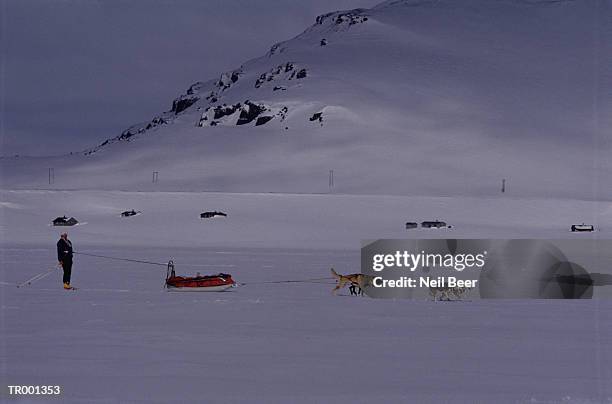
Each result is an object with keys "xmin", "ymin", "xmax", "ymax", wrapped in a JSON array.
[{"xmin": 1, "ymin": 0, "xmax": 377, "ymax": 156}]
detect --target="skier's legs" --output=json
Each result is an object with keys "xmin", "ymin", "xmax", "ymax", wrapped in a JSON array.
[{"xmin": 63, "ymin": 260, "xmax": 72, "ymax": 284}]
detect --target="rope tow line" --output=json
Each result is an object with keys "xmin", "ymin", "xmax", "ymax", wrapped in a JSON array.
[
  {"xmin": 74, "ymin": 252, "xmax": 234, "ymax": 269},
  {"xmin": 238, "ymin": 277, "xmax": 335, "ymax": 286},
  {"xmin": 73, "ymin": 251, "xmax": 167, "ymax": 267},
  {"xmin": 74, "ymin": 252, "xmax": 336, "ymax": 285}
]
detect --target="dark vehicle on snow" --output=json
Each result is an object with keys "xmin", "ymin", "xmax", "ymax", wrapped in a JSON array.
[
  {"xmin": 421, "ymin": 220, "xmax": 447, "ymax": 229},
  {"xmin": 200, "ymin": 211, "xmax": 228, "ymax": 219},
  {"xmin": 53, "ymin": 216, "xmax": 79, "ymax": 226},
  {"xmin": 571, "ymin": 224, "xmax": 594, "ymax": 232}
]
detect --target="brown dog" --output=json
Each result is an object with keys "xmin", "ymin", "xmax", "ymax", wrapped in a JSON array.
[{"xmin": 330, "ymin": 268, "xmax": 370, "ymax": 295}]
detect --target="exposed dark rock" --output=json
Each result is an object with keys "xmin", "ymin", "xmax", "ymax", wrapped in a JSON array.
[
  {"xmin": 289, "ymin": 68, "xmax": 307, "ymax": 80},
  {"xmin": 199, "ymin": 101, "xmax": 287, "ymax": 127},
  {"xmin": 316, "ymin": 12, "xmax": 335, "ymax": 24},
  {"xmin": 255, "ymin": 62, "xmax": 302, "ymax": 88},
  {"xmin": 217, "ymin": 69, "xmax": 242, "ymax": 90},
  {"xmin": 172, "ymin": 96, "xmax": 199, "ymax": 114},
  {"xmin": 255, "ymin": 116, "xmax": 274, "ymax": 126},
  {"xmin": 213, "ymin": 103, "xmax": 241, "ymax": 120},
  {"xmin": 320, "ymin": 38, "xmax": 328, "ymax": 46},
  {"xmin": 119, "ymin": 129, "xmax": 136, "ymax": 140},
  {"xmin": 278, "ymin": 106, "xmax": 288, "ymax": 121},
  {"xmin": 186, "ymin": 82, "xmax": 203, "ymax": 95},
  {"xmin": 95, "ymin": 66, "xmax": 248, "ymax": 151},
  {"xmin": 273, "ymin": 86, "xmax": 287, "ymax": 91},
  {"xmin": 310, "ymin": 112, "xmax": 323, "ymax": 123},
  {"xmin": 255, "ymin": 74, "xmax": 267, "ymax": 88},
  {"xmin": 335, "ymin": 13, "xmax": 368, "ymax": 25},
  {"xmin": 267, "ymin": 43, "xmax": 282, "ymax": 57},
  {"xmin": 237, "ymin": 101, "xmax": 267, "ymax": 125}
]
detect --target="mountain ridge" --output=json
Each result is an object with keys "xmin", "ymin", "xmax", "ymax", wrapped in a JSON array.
[{"xmin": 2, "ymin": 0, "xmax": 610, "ymax": 200}]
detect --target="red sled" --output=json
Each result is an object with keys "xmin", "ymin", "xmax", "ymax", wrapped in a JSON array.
[{"xmin": 165, "ymin": 261, "xmax": 235, "ymax": 292}]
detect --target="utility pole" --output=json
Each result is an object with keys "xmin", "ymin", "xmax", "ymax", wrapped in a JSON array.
[
  {"xmin": 501, "ymin": 178, "xmax": 506, "ymax": 193},
  {"xmin": 329, "ymin": 170, "xmax": 334, "ymax": 190},
  {"xmin": 48, "ymin": 168, "xmax": 54, "ymax": 185},
  {"xmin": 152, "ymin": 171, "xmax": 159, "ymax": 183}
]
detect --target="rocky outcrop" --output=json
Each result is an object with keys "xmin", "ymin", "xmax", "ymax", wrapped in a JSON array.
[
  {"xmin": 84, "ymin": 113, "xmax": 171, "ymax": 154},
  {"xmin": 309, "ymin": 112, "xmax": 323, "ymax": 125},
  {"xmin": 315, "ymin": 9, "xmax": 369, "ymax": 31},
  {"xmin": 255, "ymin": 62, "xmax": 307, "ymax": 88},
  {"xmin": 213, "ymin": 103, "xmax": 242, "ymax": 120},
  {"xmin": 255, "ymin": 116, "xmax": 274, "ymax": 126},
  {"xmin": 198, "ymin": 101, "xmax": 288, "ymax": 128},
  {"xmin": 172, "ymin": 96, "xmax": 199, "ymax": 114},
  {"xmin": 316, "ymin": 9, "xmax": 368, "ymax": 25},
  {"xmin": 292, "ymin": 69, "xmax": 307, "ymax": 79},
  {"xmin": 237, "ymin": 101, "xmax": 267, "ymax": 125},
  {"xmin": 267, "ymin": 43, "xmax": 285, "ymax": 57},
  {"xmin": 170, "ymin": 67, "xmax": 243, "ymax": 116},
  {"xmin": 335, "ymin": 13, "xmax": 368, "ymax": 25}
]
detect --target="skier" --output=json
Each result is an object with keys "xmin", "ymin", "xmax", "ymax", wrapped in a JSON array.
[{"xmin": 57, "ymin": 232, "xmax": 74, "ymax": 289}]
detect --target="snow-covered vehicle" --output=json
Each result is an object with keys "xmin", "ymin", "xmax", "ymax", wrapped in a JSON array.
[
  {"xmin": 52, "ymin": 216, "xmax": 79, "ymax": 226},
  {"xmin": 200, "ymin": 211, "xmax": 227, "ymax": 219},
  {"xmin": 571, "ymin": 224, "xmax": 594, "ymax": 232},
  {"xmin": 421, "ymin": 220, "xmax": 447, "ymax": 229}
]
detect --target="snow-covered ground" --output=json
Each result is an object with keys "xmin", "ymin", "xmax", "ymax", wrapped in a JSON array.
[
  {"xmin": 1, "ymin": 245, "xmax": 611, "ymax": 404},
  {"xmin": 1, "ymin": 190, "xmax": 612, "ymax": 402},
  {"xmin": 2, "ymin": 189, "xmax": 611, "ymax": 249}
]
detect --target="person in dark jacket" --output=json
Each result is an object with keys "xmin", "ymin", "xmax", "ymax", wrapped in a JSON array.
[{"xmin": 57, "ymin": 232, "xmax": 74, "ymax": 289}]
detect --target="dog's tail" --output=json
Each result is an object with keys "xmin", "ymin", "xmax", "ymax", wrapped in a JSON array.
[{"xmin": 330, "ymin": 268, "xmax": 341, "ymax": 280}]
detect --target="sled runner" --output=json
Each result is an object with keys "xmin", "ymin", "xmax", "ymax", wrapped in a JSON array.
[{"xmin": 165, "ymin": 261, "xmax": 235, "ymax": 292}]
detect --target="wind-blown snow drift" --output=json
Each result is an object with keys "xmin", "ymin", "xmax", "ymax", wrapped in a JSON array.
[{"xmin": 2, "ymin": 0, "xmax": 611, "ymax": 199}]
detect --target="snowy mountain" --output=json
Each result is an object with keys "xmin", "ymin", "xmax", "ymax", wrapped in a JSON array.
[{"xmin": 2, "ymin": 0, "xmax": 611, "ymax": 198}]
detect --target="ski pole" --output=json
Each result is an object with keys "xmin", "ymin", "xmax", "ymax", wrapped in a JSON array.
[{"xmin": 17, "ymin": 267, "xmax": 57, "ymax": 288}]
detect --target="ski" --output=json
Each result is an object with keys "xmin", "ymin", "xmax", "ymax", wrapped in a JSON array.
[{"xmin": 17, "ymin": 268, "xmax": 57, "ymax": 288}]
